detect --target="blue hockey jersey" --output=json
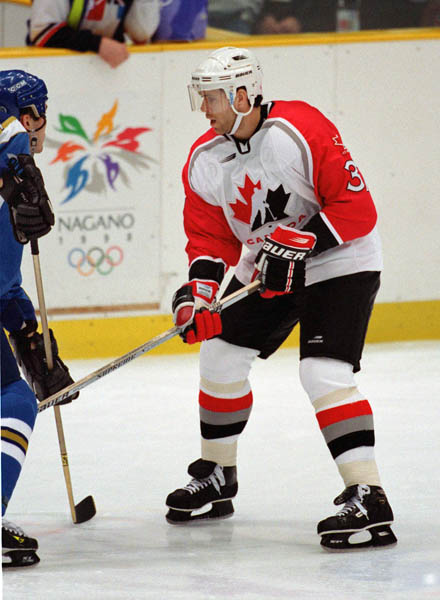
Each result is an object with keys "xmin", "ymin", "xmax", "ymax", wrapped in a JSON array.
[{"xmin": 0, "ymin": 115, "xmax": 36, "ymax": 335}]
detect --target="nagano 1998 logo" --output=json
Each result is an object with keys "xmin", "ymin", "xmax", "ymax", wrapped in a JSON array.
[
  {"xmin": 68, "ymin": 246, "xmax": 124, "ymax": 277},
  {"xmin": 49, "ymin": 100, "xmax": 156, "ymax": 203},
  {"xmin": 48, "ymin": 101, "xmax": 155, "ymax": 277}
]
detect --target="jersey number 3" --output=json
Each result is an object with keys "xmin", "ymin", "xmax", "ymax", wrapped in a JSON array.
[{"xmin": 344, "ymin": 160, "xmax": 366, "ymax": 192}]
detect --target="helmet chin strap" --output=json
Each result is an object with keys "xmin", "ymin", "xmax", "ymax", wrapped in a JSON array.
[
  {"xmin": 229, "ymin": 113, "xmax": 244, "ymax": 136},
  {"xmin": 30, "ymin": 136, "xmax": 38, "ymax": 155},
  {"xmin": 24, "ymin": 115, "xmax": 46, "ymax": 155},
  {"xmin": 228, "ymin": 102, "xmax": 253, "ymax": 136}
]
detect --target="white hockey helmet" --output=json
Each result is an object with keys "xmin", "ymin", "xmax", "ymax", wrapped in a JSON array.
[{"xmin": 188, "ymin": 46, "xmax": 263, "ymax": 115}]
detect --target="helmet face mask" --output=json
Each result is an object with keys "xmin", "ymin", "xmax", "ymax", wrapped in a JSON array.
[
  {"xmin": 188, "ymin": 47, "xmax": 263, "ymax": 117},
  {"xmin": 0, "ymin": 70, "xmax": 48, "ymax": 121},
  {"xmin": 188, "ymin": 88, "xmax": 232, "ymax": 114}
]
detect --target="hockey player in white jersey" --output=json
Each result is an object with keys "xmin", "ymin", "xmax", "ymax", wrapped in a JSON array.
[{"xmin": 165, "ymin": 47, "xmax": 397, "ymax": 551}]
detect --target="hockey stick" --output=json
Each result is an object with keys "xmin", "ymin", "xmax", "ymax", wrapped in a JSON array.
[
  {"xmin": 38, "ymin": 279, "xmax": 262, "ymax": 413},
  {"xmin": 31, "ymin": 240, "xmax": 96, "ymax": 524}
]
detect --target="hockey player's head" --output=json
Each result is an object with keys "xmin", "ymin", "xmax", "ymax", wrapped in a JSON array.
[
  {"xmin": 188, "ymin": 47, "xmax": 263, "ymax": 136},
  {"xmin": 0, "ymin": 70, "xmax": 48, "ymax": 120},
  {"xmin": 0, "ymin": 70, "xmax": 48, "ymax": 153}
]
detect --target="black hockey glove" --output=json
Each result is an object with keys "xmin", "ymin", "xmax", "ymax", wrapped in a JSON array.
[
  {"xmin": 1, "ymin": 154, "xmax": 55, "ymax": 244},
  {"xmin": 255, "ymin": 225, "xmax": 317, "ymax": 298},
  {"xmin": 9, "ymin": 328, "xmax": 78, "ymax": 403}
]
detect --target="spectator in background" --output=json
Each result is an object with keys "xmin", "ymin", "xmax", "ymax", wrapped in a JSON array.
[
  {"xmin": 255, "ymin": 0, "xmax": 436, "ymax": 35},
  {"xmin": 255, "ymin": 0, "xmax": 302, "ymax": 34},
  {"xmin": 153, "ymin": 0, "xmax": 208, "ymax": 42},
  {"xmin": 27, "ymin": 0, "xmax": 160, "ymax": 69},
  {"xmin": 255, "ymin": 1, "xmax": 337, "ymax": 34},
  {"xmin": 208, "ymin": 0, "xmax": 264, "ymax": 35},
  {"xmin": 421, "ymin": 0, "xmax": 440, "ymax": 25}
]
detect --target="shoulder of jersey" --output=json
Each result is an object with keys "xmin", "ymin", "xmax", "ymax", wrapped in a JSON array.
[
  {"xmin": 183, "ymin": 127, "xmax": 222, "ymax": 183},
  {"xmin": 0, "ymin": 115, "xmax": 26, "ymax": 136},
  {"xmin": 0, "ymin": 116, "xmax": 28, "ymax": 150},
  {"xmin": 189, "ymin": 127, "xmax": 221, "ymax": 154},
  {"xmin": 269, "ymin": 100, "xmax": 330, "ymax": 129}
]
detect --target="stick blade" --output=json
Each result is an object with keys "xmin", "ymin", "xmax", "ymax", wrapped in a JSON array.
[{"xmin": 74, "ymin": 495, "xmax": 96, "ymax": 524}]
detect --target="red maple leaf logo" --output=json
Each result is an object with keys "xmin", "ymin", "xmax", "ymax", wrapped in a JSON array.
[{"xmin": 230, "ymin": 175, "xmax": 261, "ymax": 224}]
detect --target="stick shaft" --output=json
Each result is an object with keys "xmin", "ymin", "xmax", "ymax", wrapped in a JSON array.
[
  {"xmin": 31, "ymin": 249, "xmax": 53, "ymax": 369},
  {"xmin": 38, "ymin": 279, "xmax": 261, "ymax": 413},
  {"xmin": 31, "ymin": 241, "xmax": 77, "ymax": 522}
]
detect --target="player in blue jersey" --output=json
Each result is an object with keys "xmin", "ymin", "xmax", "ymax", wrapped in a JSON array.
[{"xmin": 0, "ymin": 70, "xmax": 76, "ymax": 568}]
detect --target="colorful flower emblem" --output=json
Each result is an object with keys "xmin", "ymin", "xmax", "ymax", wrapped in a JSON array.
[{"xmin": 48, "ymin": 101, "xmax": 155, "ymax": 203}]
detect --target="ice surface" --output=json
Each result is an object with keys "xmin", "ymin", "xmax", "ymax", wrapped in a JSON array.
[{"xmin": 3, "ymin": 342, "xmax": 440, "ymax": 599}]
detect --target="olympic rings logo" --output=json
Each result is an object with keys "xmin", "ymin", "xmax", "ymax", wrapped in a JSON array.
[{"xmin": 68, "ymin": 246, "xmax": 124, "ymax": 276}]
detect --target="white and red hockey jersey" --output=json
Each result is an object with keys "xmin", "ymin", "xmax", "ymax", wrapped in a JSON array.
[{"xmin": 183, "ymin": 100, "xmax": 382, "ymax": 287}]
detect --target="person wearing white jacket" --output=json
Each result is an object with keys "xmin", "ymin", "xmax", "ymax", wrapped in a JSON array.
[{"xmin": 27, "ymin": 0, "xmax": 160, "ymax": 68}]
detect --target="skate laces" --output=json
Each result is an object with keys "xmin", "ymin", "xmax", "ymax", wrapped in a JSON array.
[
  {"xmin": 183, "ymin": 464, "xmax": 226, "ymax": 495},
  {"xmin": 336, "ymin": 484, "xmax": 370, "ymax": 518},
  {"xmin": 2, "ymin": 519, "xmax": 25, "ymax": 536}
]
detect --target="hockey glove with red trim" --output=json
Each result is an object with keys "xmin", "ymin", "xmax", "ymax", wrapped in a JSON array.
[
  {"xmin": 172, "ymin": 280, "xmax": 222, "ymax": 344},
  {"xmin": 255, "ymin": 225, "xmax": 317, "ymax": 299}
]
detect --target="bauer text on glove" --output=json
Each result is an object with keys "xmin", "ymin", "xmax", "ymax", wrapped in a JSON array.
[{"xmin": 255, "ymin": 225, "xmax": 317, "ymax": 298}]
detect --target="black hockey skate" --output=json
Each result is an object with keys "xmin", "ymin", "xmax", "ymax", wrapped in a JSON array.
[
  {"xmin": 2, "ymin": 520, "xmax": 40, "ymax": 568},
  {"xmin": 317, "ymin": 484, "xmax": 397, "ymax": 551},
  {"xmin": 166, "ymin": 459, "xmax": 238, "ymax": 524}
]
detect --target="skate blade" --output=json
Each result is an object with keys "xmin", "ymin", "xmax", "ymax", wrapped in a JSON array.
[
  {"xmin": 320, "ymin": 524, "xmax": 397, "ymax": 551},
  {"xmin": 166, "ymin": 500, "xmax": 234, "ymax": 525},
  {"xmin": 2, "ymin": 550, "xmax": 40, "ymax": 568}
]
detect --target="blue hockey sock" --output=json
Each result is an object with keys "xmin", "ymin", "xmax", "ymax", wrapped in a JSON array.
[{"xmin": 1, "ymin": 378, "xmax": 37, "ymax": 515}]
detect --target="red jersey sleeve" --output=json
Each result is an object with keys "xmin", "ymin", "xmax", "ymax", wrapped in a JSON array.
[{"xmin": 274, "ymin": 102, "xmax": 377, "ymax": 254}]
